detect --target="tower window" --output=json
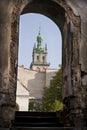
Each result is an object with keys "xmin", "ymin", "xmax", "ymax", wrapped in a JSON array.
[
  {"xmin": 37, "ymin": 56, "xmax": 39, "ymax": 61},
  {"xmin": 43, "ymin": 56, "xmax": 45, "ymax": 62}
]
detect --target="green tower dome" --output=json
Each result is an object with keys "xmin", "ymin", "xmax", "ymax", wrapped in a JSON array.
[{"xmin": 33, "ymin": 28, "xmax": 48, "ymax": 53}]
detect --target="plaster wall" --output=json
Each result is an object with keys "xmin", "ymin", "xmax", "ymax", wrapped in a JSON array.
[
  {"xmin": 17, "ymin": 66, "xmax": 58, "ymax": 98},
  {"xmin": 17, "ymin": 66, "xmax": 46, "ymax": 98},
  {"xmin": 46, "ymin": 69, "xmax": 58, "ymax": 86},
  {"xmin": 16, "ymin": 96, "xmax": 29, "ymax": 111},
  {"xmin": 16, "ymin": 66, "xmax": 58, "ymax": 111},
  {"xmin": 16, "ymin": 80, "xmax": 29, "ymax": 111}
]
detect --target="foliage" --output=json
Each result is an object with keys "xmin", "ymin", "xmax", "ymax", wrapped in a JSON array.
[
  {"xmin": 28, "ymin": 65, "xmax": 63, "ymax": 112},
  {"xmin": 50, "ymin": 100, "xmax": 63, "ymax": 112},
  {"xmin": 29, "ymin": 99, "xmax": 43, "ymax": 112},
  {"xmin": 42, "ymin": 65, "xmax": 63, "ymax": 112},
  {"xmin": 29, "ymin": 99, "xmax": 35, "ymax": 111}
]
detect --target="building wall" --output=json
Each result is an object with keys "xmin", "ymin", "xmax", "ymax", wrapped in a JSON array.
[
  {"xmin": 16, "ymin": 80, "xmax": 29, "ymax": 111},
  {"xmin": 16, "ymin": 66, "xmax": 58, "ymax": 111},
  {"xmin": 31, "ymin": 65, "xmax": 48, "ymax": 72},
  {"xmin": 16, "ymin": 95, "xmax": 29, "ymax": 111},
  {"xmin": 46, "ymin": 69, "xmax": 58, "ymax": 87}
]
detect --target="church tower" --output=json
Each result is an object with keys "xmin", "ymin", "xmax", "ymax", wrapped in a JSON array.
[{"xmin": 30, "ymin": 29, "xmax": 50, "ymax": 72}]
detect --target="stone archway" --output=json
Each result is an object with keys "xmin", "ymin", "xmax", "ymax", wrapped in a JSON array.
[{"xmin": 0, "ymin": 0, "xmax": 87, "ymax": 128}]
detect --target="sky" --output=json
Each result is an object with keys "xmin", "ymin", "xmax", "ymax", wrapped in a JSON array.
[{"xmin": 18, "ymin": 13, "xmax": 62, "ymax": 69}]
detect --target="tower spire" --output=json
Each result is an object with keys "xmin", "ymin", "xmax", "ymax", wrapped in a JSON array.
[
  {"xmin": 37, "ymin": 26, "xmax": 43, "ymax": 49},
  {"xmin": 30, "ymin": 28, "xmax": 50, "ymax": 71},
  {"xmin": 45, "ymin": 44, "xmax": 47, "ymax": 51},
  {"xmin": 39, "ymin": 26, "xmax": 41, "ymax": 34}
]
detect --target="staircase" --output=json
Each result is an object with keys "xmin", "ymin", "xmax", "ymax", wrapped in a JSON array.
[{"xmin": 11, "ymin": 111, "xmax": 64, "ymax": 130}]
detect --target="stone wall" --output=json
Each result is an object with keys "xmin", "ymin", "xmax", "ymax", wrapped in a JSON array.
[{"xmin": 0, "ymin": 0, "xmax": 87, "ymax": 128}]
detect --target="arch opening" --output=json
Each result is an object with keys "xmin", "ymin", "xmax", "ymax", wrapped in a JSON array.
[
  {"xmin": 0, "ymin": 0, "xmax": 83, "ymax": 127},
  {"xmin": 15, "ymin": 0, "xmax": 75, "ymax": 112},
  {"xmin": 17, "ymin": 13, "xmax": 62, "ymax": 111}
]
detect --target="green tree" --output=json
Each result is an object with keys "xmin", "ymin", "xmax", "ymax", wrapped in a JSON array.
[
  {"xmin": 29, "ymin": 99, "xmax": 43, "ymax": 112},
  {"xmin": 42, "ymin": 65, "xmax": 63, "ymax": 112},
  {"xmin": 50, "ymin": 100, "xmax": 63, "ymax": 112}
]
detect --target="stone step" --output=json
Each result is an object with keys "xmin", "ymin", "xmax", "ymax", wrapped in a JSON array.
[
  {"xmin": 15, "ymin": 111, "xmax": 56, "ymax": 117},
  {"xmin": 11, "ymin": 111, "xmax": 64, "ymax": 129},
  {"xmin": 14, "ymin": 117, "xmax": 59, "ymax": 123},
  {"xmin": 12, "ymin": 122, "xmax": 63, "ymax": 127},
  {"xmin": 0, "ymin": 129, "xmax": 10, "ymax": 130},
  {"xmin": 10, "ymin": 127, "xmax": 74, "ymax": 130}
]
